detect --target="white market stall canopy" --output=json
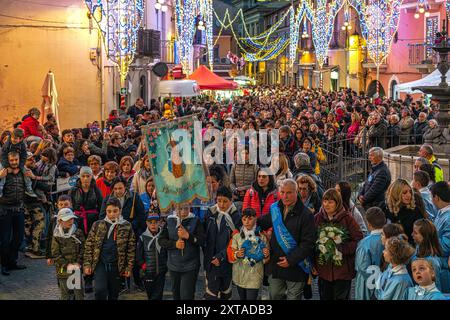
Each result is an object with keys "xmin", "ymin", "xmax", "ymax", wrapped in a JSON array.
[
  {"xmin": 397, "ymin": 69, "xmax": 450, "ymax": 94},
  {"xmin": 233, "ymin": 75, "xmax": 256, "ymax": 85},
  {"xmin": 158, "ymin": 80, "xmax": 200, "ymax": 97}
]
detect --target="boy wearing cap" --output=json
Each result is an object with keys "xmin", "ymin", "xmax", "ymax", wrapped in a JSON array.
[
  {"xmin": 46, "ymin": 195, "xmax": 73, "ymax": 266},
  {"xmin": 51, "ymin": 208, "xmax": 85, "ymax": 300},
  {"xmin": 228, "ymin": 208, "xmax": 270, "ymax": 300},
  {"xmin": 136, "ymin": 212, "xmax": 168, "ymax": 300},
  {"xmin": 203, "ymin": 186, "xmax": 242, "ymax": 300}
]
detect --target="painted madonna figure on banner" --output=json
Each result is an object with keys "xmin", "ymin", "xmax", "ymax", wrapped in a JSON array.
[{"xmin": 143, "ymin": 115, "xmax": 210, "ymax": 214}]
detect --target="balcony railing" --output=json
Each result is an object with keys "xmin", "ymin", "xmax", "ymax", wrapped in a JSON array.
[{"xmin": 408, "ymin": 43, "xmax": 439, "ymax": 65}]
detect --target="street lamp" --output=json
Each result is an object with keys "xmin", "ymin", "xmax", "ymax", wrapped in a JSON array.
[
  {"xmin": 155, "ymin": 0, "xmax": 167, "ymax": 12},
  {"xmin": 414, "ymin": 2, "xmax": 430, "ymax": 19},
  {"xmin": 198, "ymin": 20, "xmax": 205, "ymax": 31}
]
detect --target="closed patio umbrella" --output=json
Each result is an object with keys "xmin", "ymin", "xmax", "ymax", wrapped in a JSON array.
[{"xmin": 41, "ymin": 70, "xmax": 60, "ymax": 126}]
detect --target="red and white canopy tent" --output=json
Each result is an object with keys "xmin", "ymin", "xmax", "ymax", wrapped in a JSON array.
[{"xmin": 188, "ymin": 65, "xmax": 238, "ymax": 90}]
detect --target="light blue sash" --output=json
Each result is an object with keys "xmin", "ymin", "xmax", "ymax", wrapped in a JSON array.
[{"xmin": 270, "ymin": 202, "xmax": 311, "ymax": 274}]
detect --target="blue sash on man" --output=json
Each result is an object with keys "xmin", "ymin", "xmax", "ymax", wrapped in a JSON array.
[{"xmin": 270, "ymin": 202, "xmax": 311, "ymax": 274}]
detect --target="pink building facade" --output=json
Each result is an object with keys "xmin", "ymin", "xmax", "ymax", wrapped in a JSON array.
[{"xmin": 367, "ymin": 0, "xmax": 449, "ymax": 98}]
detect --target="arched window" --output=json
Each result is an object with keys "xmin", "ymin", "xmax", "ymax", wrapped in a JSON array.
[{"xmin": 390, "ymin": 80, "xmax": 398, "ymax": 100}]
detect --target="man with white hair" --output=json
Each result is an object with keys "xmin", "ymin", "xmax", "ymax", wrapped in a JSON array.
[
  {"xmin": 413, "ymin": 112, "xmax": 429, "ymax": 144},
  {"xmin": 358, "ymin": 147, "xmax": 391, "ymax": 210},
  {"xmin": 257, "ymin": 179, "xmax": 317, "ymax": 300}
]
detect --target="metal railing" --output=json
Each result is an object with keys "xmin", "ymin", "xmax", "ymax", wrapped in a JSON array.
[
  {"xmin": 318, "ymin": 127, "xmax": 450, "ymax": 189},
  {"xmin": 408, "ymin": 43, "xmax": 439, "ymax": 65}
]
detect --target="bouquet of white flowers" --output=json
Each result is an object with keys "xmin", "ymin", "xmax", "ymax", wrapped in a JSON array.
[{"xmin": 316, "ymin": 224, "xmax": 349, "ymax": 267}]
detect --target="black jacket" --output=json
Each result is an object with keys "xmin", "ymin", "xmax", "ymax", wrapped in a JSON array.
[
  {"xmin": 368, "ymin": 120, "xmax": 388, "ymax": 149},
  {"xmin": 387, "ymin": 123, "xmax": 401, "ymax": 148},
  {"xmin": 0, "ymin": 171, "xmax": 25, "ymax": 207},
  {"xmin": 359, "ymin": 161, "xmax": 391, "ymax": 210},
  {"xmin": 136, "ymin": 228, "xmax": 168, "ymax": 276},
  {"xmin": 257, "ymin": 197, "xmax": 317, "ymax": 282},
  {"xmin": 159, "ymin": 215, "xmax": 205, "ymax": 273},
  {"xmin": 203, "ymin": 204, "xmax": 242, "ymax": 275},
  {"xmin": 69, "ymin": 179, "xmax": 103, "ymax": 213},
  {"xmin": 413, "ymin": 121, "xmax": 429, "ymax": 144},
  {"xmin": 381, "ymin": 202, "xmax": 424, "ymax": 245},
  {"xmin": 100, "ymin": 191, "xmax": 147, "ymax": 236}
]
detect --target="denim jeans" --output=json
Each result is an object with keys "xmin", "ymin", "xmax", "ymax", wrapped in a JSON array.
[
  {"xmin": 94, "ymin": 262, "xmax": 121, "ymax": 300},
  {"xmin": 0, "ymin": 207, "xmax": 25, "ymax": 268},
  {"xmin": 170, "ymin": 268, "xmax": 199, "ymax": 300}
]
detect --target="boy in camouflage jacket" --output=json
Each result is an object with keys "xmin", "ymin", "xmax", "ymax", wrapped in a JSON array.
[
  {"xmin": 83, "ymin": 197, "xmax": 136, "ymax": 300},
  {"xmin": 51, "ymin": 208, "xmax": 85, "ymax": 300}
]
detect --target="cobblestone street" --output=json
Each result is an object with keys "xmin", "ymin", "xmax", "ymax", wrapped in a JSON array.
[{"xmin": 0, "ymin": 253, "xmax": 357, "ymax": 300}]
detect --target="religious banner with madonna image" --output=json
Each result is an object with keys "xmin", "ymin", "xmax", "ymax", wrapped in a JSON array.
[{"xmin": 142, "ymin": 115, "xmax": 210, "ymax": 214}]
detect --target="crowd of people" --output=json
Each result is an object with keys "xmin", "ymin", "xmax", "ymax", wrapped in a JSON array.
[{"xmin": 0, "ymin": 86, "xmax": 449, "ymax": 301}]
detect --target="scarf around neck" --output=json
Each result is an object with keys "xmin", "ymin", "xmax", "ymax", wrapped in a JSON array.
[
  {"xmin": 141, "ymin": 228, "xmax": 162, "ymax": 253},
  {"xmin": 104, "ymin": 215, "xmax": 126, "ymax": 239},
  {"xmin": 168, "ymin": 211, "xmax": 196, "ymax": 228},
  {"xmin": 216, "ymin": 204, "xmax": 237, "ymax": 232},
  {"xmin": 53, "ymin": 224, "xmax": 81, "ymax": 244},
  {"xmin": 241, "ymin": 225, "xmax": 257, "ymax": 240}
]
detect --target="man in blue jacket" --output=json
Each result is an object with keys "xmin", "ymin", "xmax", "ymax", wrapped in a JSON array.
[{"xmin": 358, "ymin": 147, "xmax": 391, "ymax": 210}]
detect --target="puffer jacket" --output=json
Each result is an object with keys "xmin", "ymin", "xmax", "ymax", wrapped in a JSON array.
[
  {"xmin": 230, "ymin": 163, "xmax": 259, "ymax": 192},
  {"xmin": 83, "ymin": 219, "xmax": 136, "ymax": 274},
  {"xmin": 136, "ymin": 228, "xmax": 168, "ymax": 276},
  {"xmin": 51, "ymin": 228, "xmax": 85, "ymax": 278},
  {"xmin": 243, "ymin": 178, "xmax": 280, "ymax": 217},
  {"xmin": 19, "ymin": 115, "xmax": 42, "ymax": 138},
  {"xmin": 314, "ymin": 207, "xmax": 363, "ymax": 281}
]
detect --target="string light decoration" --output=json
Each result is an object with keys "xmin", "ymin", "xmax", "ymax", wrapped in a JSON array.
[
  {"xmin": 348, "ymin": 0, "xmax": 369, "ymax": 39},
  {"xmin": 414, "ymin": 0, "xmax": 430, "ymax": 19},
  {"xmin": 310, "ymin": 0, "xmax": 345, "ymax": 68},
  {"xmin": 425, "ymin": 16, "xmax": 439, "ymax": 59},
  {"xmin": 175, "ymin": 0, "xmax": 214, "ymax": 73},
  {"xmin": 301, "ymin": 19, "xmax": 309, "ymax": 38},
  {"xmin": 289, "ymin": 2, "xmax": 313, "ymax": 68},
  {"xmin": 363, "ymin": 0, "xmax": 402, "ymax": 92},
  {"xmin": 447, "ymin": 0, "xmax": 450, "ymax": 19},
  {"xmin": 84, "ymin": 0, "xmax": 144, "ymax": 86},
  {"xmin": 213, "ymin": 8, "xmax": 290, "ymax": 61}
]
